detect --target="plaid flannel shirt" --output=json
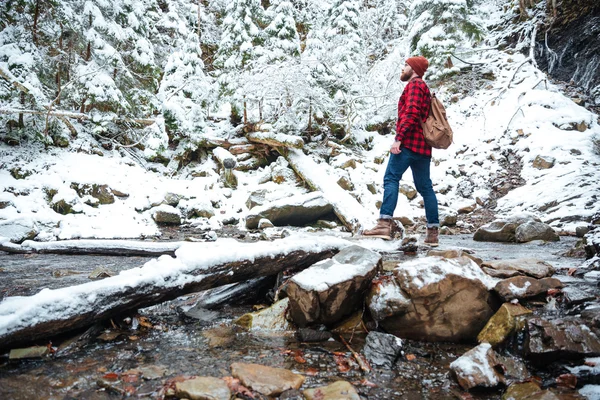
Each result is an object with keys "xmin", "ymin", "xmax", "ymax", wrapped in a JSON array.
[{"xmin": 395, "ymin": 77, "xmax": 432, "ymax": 157}]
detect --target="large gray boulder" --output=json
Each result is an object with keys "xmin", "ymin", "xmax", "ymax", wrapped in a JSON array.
[
  {"xmin": 286, "ymin": 245, "xmax": 381, "ymax": 327},
  {"xmin": 473, "ymin": 214, "xmax": 546, "ymax": 243},
  {"xmin": 515, "ymin": 221, "xmax": 559, "ymax": 242},
  {"xmin": 378, "ymin": 256, "xmax": 498, "ymax": 342},
  {"xmin": 245, "ymin": 191, "xmax": 333, "ymax": 229}
]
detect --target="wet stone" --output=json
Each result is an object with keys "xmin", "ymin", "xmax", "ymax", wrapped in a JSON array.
[
  {"xmin": 501, "ymin": 381, "xmax": 559, "ymax": 400},
  {"xmin": 231, "ymin": 363, "xmax": 305, "ymax": 397},
  {"xmin": 234, "ymin": 297, "xmax": 294, "ymax": 331},
  {"xmin": 450, "ymin": 343, "xmax": 504, "ymax": 390},
  {"xmin": 495, "ymin": 354, "xmax": 530, "ymax": 383},
  {"xmin": 202, "ymin": 326, "xmax": 236, "ymax": 348},
  {"xmin": 525, "ymin": 317, "xmax": 600, "ymax": 363},
  {"xmin": 494, "ymin": 276, "xmax": 563, "ymax": 302},
  {"xmin": 562, "ymin": 286, "xmax": 596, "ymax": 305},
  {"xmin": 296, "ymin": 327, "xmax": 333, "ymax": 342},
  {"xmin": 88, "ymin": 267, "xmax": 115, "ymax": 279},
  {"xmin": 481, "ymin": 258, "xmax": 555, "ymax": 279},
  {"xmin": 279, "ymin": 388, "xmax": 304, "ymax": 400},
  {"xmin": 303, "ymin": 380, "xmax": 361, "ymax": 400},
  {"xmin": 477, "ymin": 302, "xmax": 532, "ymax": 347},
  {"xmin": 175, "ymin": 376, "xmax": 231, "ymax": 400},
  {"xmin": 363, "ymin": 331, "xmax": 403, "ymax": 369}
]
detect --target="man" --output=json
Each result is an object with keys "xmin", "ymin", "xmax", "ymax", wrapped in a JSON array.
[{"xmin": 363, "ymin": 56, "xmax": 439, "ymax": 246}]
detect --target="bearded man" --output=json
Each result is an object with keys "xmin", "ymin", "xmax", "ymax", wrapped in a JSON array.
[{"xmin": 363, "ymin": 56, "xmax": 439, "ymax": 246}]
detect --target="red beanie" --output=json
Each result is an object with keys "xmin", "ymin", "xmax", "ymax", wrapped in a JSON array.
[{"xmin": 406, "ymin": 56, "xmax": 429, "ymax": 77}]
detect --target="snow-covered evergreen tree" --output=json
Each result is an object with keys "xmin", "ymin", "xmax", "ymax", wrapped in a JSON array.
[
  {"xmin": 214, "ymin": 0, "xmax": 266, "ymax": 123},
  {"xmin": 361, "ymin": 0, "xmax": 408, "ymax": 60},
  {"xmin": 0, "ymin": 0, "xmax": 60, "ymax": 143},
  {"xmin": 406, "ymin": 0, "xmax": 482, "ymax": 80},
  {"xmin": 308, "ymin": 0, "xmax": 366, "ymax": 140},
  {"xmin": 157, "ymin": 33, "xmax": 210, "ymax": 151},
  {"xmin": 263, "ymin": 0, "xmax": 301, "ymax": 62}
]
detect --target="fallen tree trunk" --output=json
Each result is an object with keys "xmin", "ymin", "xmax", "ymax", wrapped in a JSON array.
[
  {"xmin": 0, "ymin": 238, "xmax": 183, "ymax": 256},
  {"xmin": 285, "ymin": 149, "xmax": 375, "ymax": 234},
  {"xmin": 0, "ymin": 237, "xmax": 348, "ymax": 350},
  {"xmin": 247, "ymin": 131, "xmax": 304, "ymax": 149}
]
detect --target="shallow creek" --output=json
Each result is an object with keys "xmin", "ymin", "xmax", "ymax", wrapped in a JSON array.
[{"xmin": 0, "ymin": 234, "xmax": 595, "ymax": 399}]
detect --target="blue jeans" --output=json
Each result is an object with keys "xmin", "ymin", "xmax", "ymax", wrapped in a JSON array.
[{"xmin": 380, "ymin": 148, "xmax": 439, "ymax": 228}]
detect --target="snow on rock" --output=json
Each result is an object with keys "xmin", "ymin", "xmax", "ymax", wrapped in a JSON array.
[
  {"xmin": 395, "ymin": 255, "xmax": 499, "ymax": 291},
  {"xmin": 450, "ymin": 343, "xmax": 504, "ymax": 390}
]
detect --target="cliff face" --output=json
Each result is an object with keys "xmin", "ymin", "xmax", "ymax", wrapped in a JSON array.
[{"xmin": 536, "ymin": 0, "xmax": 600, "ymax": 105}]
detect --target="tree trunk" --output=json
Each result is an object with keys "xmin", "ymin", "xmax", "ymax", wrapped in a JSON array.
[
  {"xmin": 18, "ymin": 92, "xmax": 25, "ymax": 128},
  {"xmin": 33, "ymin": 0, "xmax": 41, "ymax": 45},
  {"xmin": 0, "ymin": 246, "xmax": 338, "ymax": 350}
]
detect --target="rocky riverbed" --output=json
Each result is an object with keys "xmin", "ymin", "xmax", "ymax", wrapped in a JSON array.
[{"xmin": 1, "ymin": 232, "xmax": 598, "ymax": 399}]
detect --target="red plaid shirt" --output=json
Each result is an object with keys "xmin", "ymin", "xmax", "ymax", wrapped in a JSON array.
[{"xmin": 395, "ymin": 77, "xmax": 432, "ymax": 157}]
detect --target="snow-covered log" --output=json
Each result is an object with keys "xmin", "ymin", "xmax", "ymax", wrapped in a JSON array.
[
  {"xmin": 247, "ymin": 131, "xmax": 304, "ymax": 149},
  {"xmin": 229, "ymin": 144, "xmax": 258, "ymax": 154},
  {"xmin": 285, "ymin": 149, "xmax": 375, "ymax": 234},
  {"xmin": 0, "ymin": 236, "xmax": 349, "ymax": 350},
  {"xmin": 14, "ymin": 239, "xmax": 183, "ymax": 256}
]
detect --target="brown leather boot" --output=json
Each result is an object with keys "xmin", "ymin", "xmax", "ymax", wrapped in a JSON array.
[
  {"xmin": 424, "ymin": 227, "xmax": 439, "ymax": 247},
  {"xmin": 363, "ymin": 219, "xmax": 393, "ymax": 240}
]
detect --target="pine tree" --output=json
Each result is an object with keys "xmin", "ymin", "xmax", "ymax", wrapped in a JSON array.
[
  {"xmin": 0, "ymin": 0, "xmax": 58, "ymax": 143},
  {"xmin": 361, "ymin": 0, "xmax": 408, "ymax": 60},
  {"xmin": 406, "ymin": 0, "xmax": 482, "ymax": 80},
  {"xmin": 214, "ymin": 0, "xmax": 266, "ymax": 122},
  {"xmin": 157, "ymin": 33, "xmax": 210, "ymax": 149},
  {"xmin": 263, "ymin": 0, "xmax": 301, "ymax": 62},
  {"xmin": 308, "ymin": 0, "xmax": 366, "ymax": 140}
]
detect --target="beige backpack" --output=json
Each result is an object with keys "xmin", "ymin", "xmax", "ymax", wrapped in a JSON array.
[{"xmin": 420, "ymin": 93, "xmax": 453, "ymax": 149}]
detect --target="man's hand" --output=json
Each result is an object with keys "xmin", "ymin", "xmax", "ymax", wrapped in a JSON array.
[{"xmin": 390, "ymin": 141, "xmax": 402, "ymax": 154}]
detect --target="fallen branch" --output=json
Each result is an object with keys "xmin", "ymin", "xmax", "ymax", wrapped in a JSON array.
[
  {"xmin": 339, "ymin": 334, "xmax": 372, "ymax": 374},
  {"xmin": 0, "ymin": 108, "xmax": 155, "ymax": 126}
]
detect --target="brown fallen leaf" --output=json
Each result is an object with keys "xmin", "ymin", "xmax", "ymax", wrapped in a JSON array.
[
  {"xmin": 406, "ymin": 354, "xmax": 416, "ymax": 361},
  {"xmin": 305, "ymin": 368, "xmax": 319, "ymax": 376},
  {"xmin": 334, "ymin": 354, "xmax": 352, "ymax": 373},
  {"xmin": 102, "ymin": 372, "xmax": 119, "ymax": 381},
  {"xmin": 547, "ymin": 288, "xmax": 561, "ymax": 296},
  {"xmin": 123, "ymin": 385, "xmax": 136, "ymax": 396},
  {"xmin": 137, "ymin": 316, "xmax": 153, "ymax": 329},
  {"xmin": 222, "ymin": 376, "xmax": 255, "ymax": 398},
  {"xmin": 122, "ymin": 374, "xmax": 138, "ymax": 383},
  {"xmin": 355, "ymin": 378, "xmax": 378, "ymax": 387},
  {"xmin": 556, "ymin": 373, "xmax": 577, "ymax": 389}
]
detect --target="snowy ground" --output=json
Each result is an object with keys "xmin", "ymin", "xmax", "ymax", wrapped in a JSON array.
[{"xmin": 1, "ymin": 42, "xmax": 598, "ymax": 245}]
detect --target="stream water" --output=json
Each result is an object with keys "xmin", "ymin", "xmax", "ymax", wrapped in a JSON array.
[{"xmin": 0, "ymin": 234, "xmax": 595, "ymax": 399}]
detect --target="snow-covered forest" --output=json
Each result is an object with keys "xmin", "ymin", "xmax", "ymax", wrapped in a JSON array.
[
  {"xmin": 0, "ymin": 0, "xmax": 490, "ymax": 154},
  {"xmin": 2, "ymin": 1, "xmax": 600, "ymax": 399},
  {"xmin": 1, "ymin": 0, "xmax": 598, "ymax": 244}
]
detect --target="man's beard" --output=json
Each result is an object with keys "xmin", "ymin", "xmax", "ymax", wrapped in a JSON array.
[{"xmin": 400, "ymin": 71, "xmax": 410, "ymax": 82}]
